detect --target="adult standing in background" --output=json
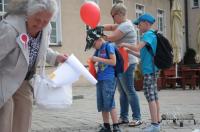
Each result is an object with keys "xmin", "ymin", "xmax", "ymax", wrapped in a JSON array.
[
  {"xmin": 102, "ymin": 3, "xmax": 142, "ymax": 127},
  {"xmin": 0, "ymin": 0, "xmax": 68, "ymax": 132}
]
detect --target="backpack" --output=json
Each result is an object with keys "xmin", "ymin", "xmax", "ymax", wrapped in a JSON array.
[
  {"xmin": 105, "ymin": 44, "xmax": 124, "ymax": 77},
  {"xmin": 146, "ymin": 31, "xmax": 173, "ymax": 70}
]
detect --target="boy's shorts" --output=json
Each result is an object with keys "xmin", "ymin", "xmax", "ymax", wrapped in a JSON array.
[
  {"xmin": 96, "ymin": 79, "xmax": 116, "ymax": 112},
  {"xmin": 143, "ymin": 74, "xmax": 158, "ymax": 102}
]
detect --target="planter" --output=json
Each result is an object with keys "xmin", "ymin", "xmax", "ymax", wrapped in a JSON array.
[
  {"xmin": 134, "ymin": 77, "xmax": 163, "ymax": 91},
  {"xmin": 135, "ymin": 79, "xmax": 143, "ymax": 91}
]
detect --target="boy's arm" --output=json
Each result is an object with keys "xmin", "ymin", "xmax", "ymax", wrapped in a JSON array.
[
  {"xmin": 119, "ymin": 41, "xmax": 146, "ymax": 52},
  {"xmin": 126, "ymin": 49, "xmax": 140, "ymax": 58},
  {"xmin": 91, "ymin": 54, "xmax": 116, "ymax": 66}
]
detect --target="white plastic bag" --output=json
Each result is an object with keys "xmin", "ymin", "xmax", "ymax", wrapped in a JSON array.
[
  {"xmin": 30, "ymin": 74, "xmax": 72, "ymax": 110},
  {"xmin": 192, "ymin": 129, "xmax": 200, "ymax": 132}
]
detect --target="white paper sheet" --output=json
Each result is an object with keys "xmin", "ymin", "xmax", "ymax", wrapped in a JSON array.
[
  {"xmin": 50, "ymin": 54, "xmax": 97, "ymax": 86},
  {"xmin": 51, "ymin": 62, "xmax": 80, "ymax": 87},
  {"xmin": 67, "ymin": 54, "xmax": 97, "ymax": 85}
]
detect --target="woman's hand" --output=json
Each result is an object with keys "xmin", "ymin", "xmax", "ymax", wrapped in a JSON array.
[{"xmin": 56, "ymin": 54, "xmax": 68, "ymax": 63}]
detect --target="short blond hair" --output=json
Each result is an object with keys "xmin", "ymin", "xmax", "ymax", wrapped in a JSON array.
[{"xmin": 111, "ymin": 3, "xmax": 127, "ymax": 16}]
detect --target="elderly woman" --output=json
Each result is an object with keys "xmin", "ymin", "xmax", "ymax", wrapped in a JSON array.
[
  {"xmin": 0, "ymin": 0, "xmax": 67, "ymax": 132},
  {"xmin": 102, "ymin": 3, "xmax": 142, "ymax": 127}
]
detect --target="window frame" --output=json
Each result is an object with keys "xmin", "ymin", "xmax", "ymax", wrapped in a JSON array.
[
  {"xmin": 157, "ymin": 8, "xmax": 166, "ymax": 35},
  {"xmin": 49, "ymin": 0, "xmax": 62, "ymax": 46},
  {"xmin": 85, "ymin": 0, "xmax": 99, "ymax": 4},
  {"xmin": 191, "ymin": 0, "xmax": 199, "ymax": 8},
  {"xmin": 135, "ymin": 3, "xmax": 145, "ymax": 42},
  {"xmin": 112, "ymin": 0, "xmax": 124, "ymax": 5},
  {"xmin": 0, "ymin": 0, "xmax": 9, "ymax": 16}
]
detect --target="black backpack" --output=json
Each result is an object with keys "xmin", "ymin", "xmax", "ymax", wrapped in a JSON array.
[
  {"xmin": 146, "ymin": 31, "xmax": 173, "ymax": 69},
  {"xmin": 105, "ymin": 44, "xmax": 124, "ymax": 77}
]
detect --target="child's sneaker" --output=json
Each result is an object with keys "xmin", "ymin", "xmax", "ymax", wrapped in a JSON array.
[
  {"xmin": 128, "ymin": 119, "xmax": 143, "ymax": 127},
  {"xmin": 113, "ymin": 125, "xmax": 121, "ymax": 132},
  {"xmin": 143, "ymin": 124, "xmax": 160, "ymax": 132},
  {"xmin": 98, "ymin": 126, "xmax": 112, "ymax": 132},
  {"xmin": 118, "ymin": 118, "xmax": 129, "ymax": 125}
]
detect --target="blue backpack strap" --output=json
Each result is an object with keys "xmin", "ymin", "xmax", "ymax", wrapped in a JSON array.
[
  {"xmin": 145, "ymin": 37, "xmax": 156, "ymax": 75},
  {"xmin": 145, "ymin": 30, "xmax": 156, "ymax": 57},
  {"xmin": 105, "ymin": 42, "xmax": 111, "ymax": 59}
]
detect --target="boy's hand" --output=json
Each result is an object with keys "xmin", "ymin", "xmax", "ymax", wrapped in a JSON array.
[
  {"xmin": 91, "ymin": 56, "xmax": 101, "ymax": 62},
  {"xmin": 126, "ymin": 48, "xmax": 132, "ymax": 54}
]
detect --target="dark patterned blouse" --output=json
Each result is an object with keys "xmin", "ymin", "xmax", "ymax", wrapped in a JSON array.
[{"xmin": 27, "ymin": 32, "xmax": 42, "ymax": 71}]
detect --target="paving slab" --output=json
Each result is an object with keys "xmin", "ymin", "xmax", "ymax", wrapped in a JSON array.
[{"xmin": 32, "ymin": 86, "xmax": 200, "ymax": 132}]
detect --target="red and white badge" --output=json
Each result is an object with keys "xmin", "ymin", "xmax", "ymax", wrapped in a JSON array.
[{"xmin": 19, "ymin": 33, "xmax": 29, "ymax": 48}]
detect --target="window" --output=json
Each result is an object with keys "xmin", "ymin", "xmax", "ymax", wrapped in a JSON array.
[
  {"xmin": 50, "ymin": 0, "xmax": 62, "ymax": 45},
  {"xmin": 191, "ymin": 0, "xmax": 199, "ymax": 8},
  {"xmin": 0, "ymin": 0, "xmax": 9, "ymax": 16},
  {"xmin": 136, "ymin": 4, "xmax": 145, "ymax": 18},
  {"xmin": 157, "ymin": 9, "xmax": 165, "ymax": 35},
  {"xmin": 86, "ymin": 0, "xmax": 99, "ymax": 4},
  {"xmin": 0, "ymin": 0, "xmax": 61, "ymax": 45},
  {"xmin": 135, "ymin": 4, "xmax": 145, "ymax": 42},
  {"xmin": 112, "ymin": 0, "xmax": 124, "ymax": 5}
]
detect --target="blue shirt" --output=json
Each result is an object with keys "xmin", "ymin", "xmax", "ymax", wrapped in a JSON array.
[
  {"xmin": 140, "ymin": 29, "xmax": 158, "ymax": 75},
  {"xmin": 94, "ymin": 42, "xmax": 115, "ymax": 81}
]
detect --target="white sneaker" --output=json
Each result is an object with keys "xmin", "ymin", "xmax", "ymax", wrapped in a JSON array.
[{"xmin": 143, "ymin": 124, "xmax": 160, "ymax": 132}]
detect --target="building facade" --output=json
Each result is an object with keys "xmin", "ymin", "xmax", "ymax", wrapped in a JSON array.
[
  {"xmin": 54, "ymin": 0, "xmax": 172, "ymax": 62},
  {"xmin": 54, "ymin": 0, "xmax": 173, "ymax": 85},
  {"xmin": 187, "ymin": 0, "xmax": 200, "ymax": 51},
  {"xmin": 0, "ymin": 0, "xmax": 199, "ymax": 85}
]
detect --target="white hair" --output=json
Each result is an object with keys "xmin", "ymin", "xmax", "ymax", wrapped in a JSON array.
[{"xmin": 27, "ymin": 0, "xmax": 58, "ymax": 17}]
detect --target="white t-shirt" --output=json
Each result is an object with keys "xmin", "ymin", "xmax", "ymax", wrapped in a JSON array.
[{"xmin": 115, "ymin": 20, "xmax": 138, "ymax": 64}]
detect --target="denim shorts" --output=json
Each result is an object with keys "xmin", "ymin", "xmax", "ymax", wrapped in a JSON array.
[
  {"xmin": 96, "ymin": 79, "xmax": 116, "ymax": 112},
  {"xmin": 143, "ymin": 74, "xmax": 158, "ymax": 102}
]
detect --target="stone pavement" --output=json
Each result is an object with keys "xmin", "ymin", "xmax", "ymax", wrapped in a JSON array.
[{"xmin": 32, "ymin": 86, "xmax": 200, "ymax": 132}]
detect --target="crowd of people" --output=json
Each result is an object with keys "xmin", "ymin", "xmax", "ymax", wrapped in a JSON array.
[
  {"xmin": 0, "ymin": 1, "xmax": 160, "ymax": 132},
  {"xmin": 86, "ymin": 3, "xmax": 160, "ymax": 132}
]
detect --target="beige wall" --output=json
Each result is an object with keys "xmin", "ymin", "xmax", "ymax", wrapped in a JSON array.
[
  {"xmin": 49, "ymin": 0, "xmax": 200, "ymax": 86},
  {"xmin": 125, "ymin": 0, "xmax": 171, "ymax": 40},
  {"xmin": 50, "ymin": 0, "xmax": 172, "ymax": 86},
  {"xmin": 54, "ymin": 0, "xmax": 172, "ymax": 63},
  {"xmin": 187, "ymin": 2, "xmax": 200, "ymax": 52}
]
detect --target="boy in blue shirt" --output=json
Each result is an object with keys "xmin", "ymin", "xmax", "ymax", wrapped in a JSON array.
[
  {"xmin": 85, "ymin": 28, "xmax": 121, "ymax": 132},
  {"xmin": 119, "ymin": 13, "xmax": 160, "ymax": 132}
]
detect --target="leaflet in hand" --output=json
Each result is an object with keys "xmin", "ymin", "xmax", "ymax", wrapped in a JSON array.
[{"xmin": 50, "ymin": 54, "xmax": 97, "ymax": 87}]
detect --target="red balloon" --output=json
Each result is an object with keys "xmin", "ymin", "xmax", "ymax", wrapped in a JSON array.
[{"xmin": 80, "ymin": 1, "xmax": 100, "ymax": 28}]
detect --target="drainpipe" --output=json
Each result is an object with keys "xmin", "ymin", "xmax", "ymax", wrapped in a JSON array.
[
  {"xmin": 184, "ymin": 0, "xmax": 189, "ymax": 50},
  {"xmin": 170, "ymin": 0, "xmax": 173, "ymax": 42},
  {"xmin": 170, "ymin": 0, "xmax": 173, "ymax": 10}
]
